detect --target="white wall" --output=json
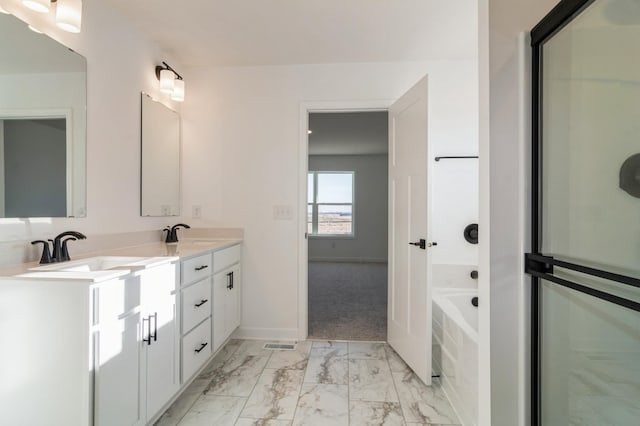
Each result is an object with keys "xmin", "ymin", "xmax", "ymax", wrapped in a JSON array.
[
  {"xmin": 182, "ymin": 60, "xmax": 478, "ymax": 339},
  {"xmin": 485, "ymin": 0, "xmax": 560, "ymax": 424},
  {"xmin": 308, "ymin": 154, "xmax": 388, "ymax": 262},
  {"xmin": 0, "ymin": 0, "xmax": 183, "ymax": 265},
  {"xmin": 431, "ymin": 160, "xmax": 478, "ymax": 267}
]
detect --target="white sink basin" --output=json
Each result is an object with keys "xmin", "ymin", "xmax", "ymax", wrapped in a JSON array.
[{"xmin": 30, "ymin": 256, "xmax": 149, "ymax": 272}]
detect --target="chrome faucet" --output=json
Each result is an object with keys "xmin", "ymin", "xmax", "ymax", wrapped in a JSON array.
[{"xmin": 163, "ymin": 223, "xmax": 190, "ymax": 243}]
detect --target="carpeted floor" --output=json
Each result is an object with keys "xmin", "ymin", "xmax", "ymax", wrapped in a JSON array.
[{"xmin": 308, "ymin": 261, "xmax": 387, "ymax": 341}]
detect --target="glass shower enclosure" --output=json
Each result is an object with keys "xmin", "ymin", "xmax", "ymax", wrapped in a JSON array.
[{"xmin": 528, "ymin": 0, "xmax": 640, "ymax": 424}]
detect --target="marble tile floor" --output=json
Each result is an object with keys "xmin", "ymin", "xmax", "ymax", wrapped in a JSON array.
[{"xmin": 155, "ymin": 339, "xmax": 461, "ymax": 426}]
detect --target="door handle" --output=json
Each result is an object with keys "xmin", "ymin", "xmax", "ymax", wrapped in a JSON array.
[
  {"xmin": 195, "ymin": 299, "xmax": 209, "ymax": 307},
  {"xmin": 409, "ymin": 239, "xmax": 427, "ymax": 250}
]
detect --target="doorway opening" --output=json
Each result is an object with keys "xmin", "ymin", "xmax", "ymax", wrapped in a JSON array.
[{"xmin": 306, "ymin": 111, "xmax": 389, "ymax": 341}]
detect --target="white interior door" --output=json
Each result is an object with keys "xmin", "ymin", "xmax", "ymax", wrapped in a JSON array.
[{"xmin": 388, "ymin": 75, "xmax": 431, "ymax": 385}]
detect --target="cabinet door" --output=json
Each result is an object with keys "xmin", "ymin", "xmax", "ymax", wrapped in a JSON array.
[
  {"xmin": 212, "ymin": 271, "xmax": 227, "ymax": 352},
  {"xmin": 225, "ymin": 264, "xmax": 241, "ymax": 337},
  {"xmin": 141, "ymin": 263, "xmax": 179, "ymax": 420},
  {"xmin": 213, "ymin": 264, "xmax": 241, "ymax": 351},
  {"xmin": 94, "ymin": 312, "xmax": 144, "ymax": 426}
]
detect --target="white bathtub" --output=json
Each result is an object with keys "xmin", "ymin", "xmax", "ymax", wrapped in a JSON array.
[{"xmin": 432, "ymin": 287, "xmax": 478, "ymax": 426}]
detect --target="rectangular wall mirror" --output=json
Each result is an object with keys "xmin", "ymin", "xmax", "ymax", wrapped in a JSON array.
[
  {"xmin": 140, "ymin": 93, "xmax": 181, "ymax": 217},
  {"xmin": 0, "ymin": 13, "xmax": 87, "ymax": 218}
]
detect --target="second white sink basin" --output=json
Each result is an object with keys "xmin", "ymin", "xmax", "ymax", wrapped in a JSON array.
[{"xmin": 30, "ymin": 256, "xmax": 149, "ymax": 272}]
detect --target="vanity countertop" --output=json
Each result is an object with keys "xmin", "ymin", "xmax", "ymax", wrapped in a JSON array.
[
  {"xmin": 0, "ymin": 238, "xmax": 242, "ymax": 283},
  {"xmin": 100, "ymin": 238, "xmax": 242, "ymax": 259}
]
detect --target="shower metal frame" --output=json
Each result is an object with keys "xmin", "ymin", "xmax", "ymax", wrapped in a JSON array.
[{"xmin": 528, "ymin": 0, "xmax": 640, "ymax": 424}]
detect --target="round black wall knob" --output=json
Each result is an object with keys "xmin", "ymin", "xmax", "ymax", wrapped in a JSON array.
[
  {"xmin": 464, "ymin": 223, "xmax": 478, "ymax": 244},
  {"xmin": 620, "ymin": 153, "xmax": 640, "ymax": 198}
]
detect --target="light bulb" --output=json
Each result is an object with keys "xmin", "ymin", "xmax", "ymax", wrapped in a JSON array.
[
  {"xmin": 160, "ymin": 69, "xmax": 175, "ymax": 93},
  {"xmin": 22, "ymin": 0, "xmax": 50, "ymax": 13},
  {"xmin": 56, "ymin": 0, "xmax": 82, "ymax": 33},
  {"xmin": 171, "ymin": 79, "xmax": 185, "ymax": 102}
]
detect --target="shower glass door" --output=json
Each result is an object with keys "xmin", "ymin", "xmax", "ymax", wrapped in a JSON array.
[{"xmin": 528, "ymin": 0, "xmax": 640, "ymax": 424}]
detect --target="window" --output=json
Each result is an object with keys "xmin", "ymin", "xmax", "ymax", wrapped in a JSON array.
[{"xmin": 307, "ymin": 171, "xmax": 354, "ymax": 236}]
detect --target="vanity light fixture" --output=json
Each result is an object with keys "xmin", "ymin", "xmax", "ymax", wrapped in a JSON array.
[
  {"xmin": 171, "ymin": 79, "xmax": 185, "ymax": 102},
  {"xmin": 56, "ymin": 0, "xmax": 82, "ymax": 33},
  {"xmin": 21, "ymin": 0, "xmax": 83, "ymax": 33},
  {"xmin": 22, "ymin": 0, "xmax": 50, "ymax": 13},
  {"xmin": 156, "ymin": 62, "xmax": 185, "ymax": 102}
]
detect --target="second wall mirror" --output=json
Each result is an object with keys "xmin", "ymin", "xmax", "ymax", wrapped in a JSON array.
[{"xmin": 140, "ymin": 93, "xmax": 181, "ymax": 216}]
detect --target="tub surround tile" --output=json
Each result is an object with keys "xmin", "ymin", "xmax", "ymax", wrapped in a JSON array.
[
  {"xmin": 349, "ymin": 401, "xmax": 405, "ymax": 425},
  {"xmin": 176, "ymin": 395, "xmax": 245, "ymax": 426},
  {"xmin": 349, "ymin": 342, "xmax": 387, "ymax": 360},
  {"xmin": 393, "ymin": 373, "xmax": 460, "ymax": 425},
  {"xmin": 241, "ymin": 368, "xmax": 304, "ymax": 420},
  {"xmin": 266, "ymin": 341, "xmax": 312, "ymax": 370},
  {"xmin": 304, "ymin": 346, "xmax": 349, "ymax": 385},
  {"xmin": 349, "ymin": 359, "xmax": 399, "ymax": 402},
  {"xmin": 292, "ymin": 383, "xmax": 349, "ymax": 426}
]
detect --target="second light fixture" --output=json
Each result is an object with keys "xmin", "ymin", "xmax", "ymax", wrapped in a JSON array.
[
  {"xmin": 22, "ymin": 0, "xmax": 82, "ymax": 33},
  {"xmin": 156, "ymin": 62, "xmax": 185, "ymax": 102}
]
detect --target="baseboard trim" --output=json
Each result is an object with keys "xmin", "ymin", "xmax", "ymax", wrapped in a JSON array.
[
  {"xmin": 233, "ymin": 326, "xmax": 300, "ymax": 341},
  {"xmin": 308, "ymin": 257, "xmax": 387, "ymax": 264}
]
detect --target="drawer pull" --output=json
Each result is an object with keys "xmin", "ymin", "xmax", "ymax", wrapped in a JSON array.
[
  {"xmin": 227, "ymin": 271, "xmax": 234, "ymax": 290},
  {"xmin": 194, "ymin": 299, "xmax": 209, "ymax": 308},
  {"xmin": 195, "ymin": 342, "xmax": 208, "ymax": 353},
  {"xmin": 195, "ymin": 265, "xmax": 209, "ymax": 271}
]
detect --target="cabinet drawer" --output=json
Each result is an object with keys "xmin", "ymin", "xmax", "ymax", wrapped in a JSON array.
[
  {"xmin": 182, "ymin": 278, "xmax": 212, "ymax": 334},
  {"xmin": 213, "ymin": 244, "xmax": 241, "ymax": 273},
  {"xmin": 182, "ymin": 253, "xmax": 212, "ymax": 285},
  {"xmin": 182, "ymin": 317, "xmax": 212, "ymax": 381}
]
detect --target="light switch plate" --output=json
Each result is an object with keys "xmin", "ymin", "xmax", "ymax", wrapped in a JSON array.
[
  {"xmin": 273, "ymin": 205, "xmax": 293, "ymax": 220},
  {"xmin": 192, "ymin": 205, "xmax": 202, "ymax": 219}
]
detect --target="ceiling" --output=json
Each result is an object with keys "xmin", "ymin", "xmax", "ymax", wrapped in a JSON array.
[
  {"xmin": 308, "ymin": 112, "xmax": 388, "ymax": 156},
  {"xmin": 104, "ymin": 0, "xmax": 478, "ymax": 68}
]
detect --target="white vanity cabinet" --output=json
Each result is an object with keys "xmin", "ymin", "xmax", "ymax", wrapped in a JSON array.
[
  {"xmin": 93, "ymin": 274, "xmax": 145, "ymax": 426},
  {"xmin": 178, "ymin": 243, "xmax": 242, "ymax": 382},
  {"xmin": 212, "ymin": 244, "xmax": 241, "ymax": 352},
  {"xmin": 179, "ymin": 252, "xmax": 213, "ymax": 382},
  {"xmin": 139, "ymin": 262, "xmax": 180, "ymax": 420},
  {"xmin": 0, "ymin": 259, "xmax": 179, "ymax": 426},
  {"xmin": 95, "ymin": 261, "xmax": 179, "ymax": 426}
]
